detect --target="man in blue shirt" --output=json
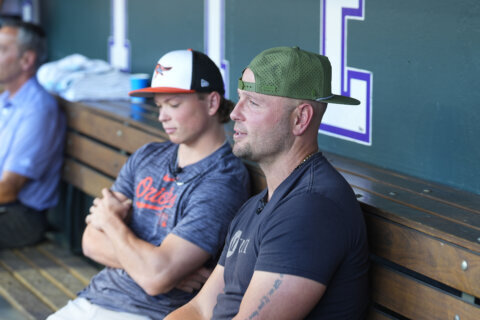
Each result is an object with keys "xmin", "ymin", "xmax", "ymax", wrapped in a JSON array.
[{"xmin": 0, "ymin": 19, "xmax": 66, "ymax": 248}]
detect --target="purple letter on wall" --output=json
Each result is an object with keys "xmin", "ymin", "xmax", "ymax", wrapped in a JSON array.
[{"xmin": 320, "ymin": 0, "xmax": 373, "ymax": 145}]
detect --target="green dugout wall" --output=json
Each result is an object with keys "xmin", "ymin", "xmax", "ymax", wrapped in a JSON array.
[{"xmin": 40, "ymin": 0, "xmax": 480, "ymax": 194}]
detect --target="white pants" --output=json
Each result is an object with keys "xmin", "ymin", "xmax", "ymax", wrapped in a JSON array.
[{"xmin": 47, "ymin": 298, "xmax": 151, "ymax": 320}]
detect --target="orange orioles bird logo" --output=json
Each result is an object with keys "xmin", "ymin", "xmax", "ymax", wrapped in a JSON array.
[{"xmin": 154, "ymin": 63, "xmax": 172, "ymax": 76}]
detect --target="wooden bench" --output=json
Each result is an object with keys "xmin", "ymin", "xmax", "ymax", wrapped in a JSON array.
[
  {"xmin": 224, "ymin": 122, "xmax": 479, "ymax": 318},
  {"xmin": 60, "ymin": 98, "xmax": 169, "ymax": 198},
  {"xmin": 0, "ymin": 98, "xmax": 478, "ymax": 319},
  {"xmin": 325, "ymin": 153, "xmax": 480, "ymax": 320}
]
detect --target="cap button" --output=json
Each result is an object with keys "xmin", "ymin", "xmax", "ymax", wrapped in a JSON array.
[{"xmin": 292, "ymin": 46, "xmax": 300, "ymax": 50}]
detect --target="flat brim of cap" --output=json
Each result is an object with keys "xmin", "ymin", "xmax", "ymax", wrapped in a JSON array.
[
  {"xmin": 129, "ymin": 87, "xmax": 195, "ymax": 97},
  {"xmin": 322, "ymin": 94, "xmax": 360, "ymax": 105}
]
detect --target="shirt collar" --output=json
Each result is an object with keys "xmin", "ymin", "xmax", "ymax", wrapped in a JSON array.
[
  {"xmin": 0, "ymin": 90, "xmax": 10, "ymax": 109},
  {"xmin": 8, "ymin": 76, "xmax": 38, "ymax": 108}
]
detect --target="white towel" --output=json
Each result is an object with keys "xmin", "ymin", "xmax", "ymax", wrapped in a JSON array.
[{"xmin": 37, "ymin": 54, "xmax": 130, "ymax": 101}]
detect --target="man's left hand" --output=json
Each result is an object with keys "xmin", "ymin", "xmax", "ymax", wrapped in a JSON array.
[{"xmin": 86, "ymin": 188, "xmax": 132, "ymax": 230}]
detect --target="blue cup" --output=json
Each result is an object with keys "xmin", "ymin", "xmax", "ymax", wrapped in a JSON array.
[{"xmin": 130, "ymin": 73, "xmax": 150, "ymax": 104}]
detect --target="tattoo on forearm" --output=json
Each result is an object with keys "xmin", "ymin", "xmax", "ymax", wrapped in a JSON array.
[{"xmin": 245, "ymin": 274, "xmax": 284, "ymax": 320}]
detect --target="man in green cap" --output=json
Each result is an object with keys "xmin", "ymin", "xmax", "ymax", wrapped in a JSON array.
[{"xmin": 166, "ymin": 46, "xmax": 369, "ymax": 320}]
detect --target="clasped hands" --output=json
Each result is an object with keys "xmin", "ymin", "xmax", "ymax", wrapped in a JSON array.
[
  {"xmin": 85, "ymin": 188, "xmax": 212, "ymax": 293},
  {"xmin": 85, "ymin": 188, "xmax": 132, "ymax": 231}
]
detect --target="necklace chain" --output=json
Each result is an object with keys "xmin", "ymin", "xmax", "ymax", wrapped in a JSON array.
[
  {"xmin": 294, "ymin": 151, "xmax": 317, "ymax": 171},
  {"xmin": 257, "ymin": 151, "xmax": 318, "ymax": 214}
]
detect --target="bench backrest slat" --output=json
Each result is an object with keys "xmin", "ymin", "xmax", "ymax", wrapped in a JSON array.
[
  {"xmin": 64, "ymin": 103, "xmax": 165, "ymax": 155},
  {"xmin": 60, "ymin": 100, "xmax": 166, "ymax": 198},
  {"xmin": 367, "ymin": 213, "xmax": 480, "ymax": 297},
  {"xmin": 372, "ymin": 264, "xmax": 480, "ymax": 320},
  {"xmin": 62, "ymin": 158, "xmax": 114, "ymax": 198},
  {"xmin": 66, "ymin": 132, "xmax": 128, "ymax": 178}
]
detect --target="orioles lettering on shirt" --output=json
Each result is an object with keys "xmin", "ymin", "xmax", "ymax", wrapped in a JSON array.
[{"xmin": 135, "ymin": 176, "xmax": 178, "ymax": 227}]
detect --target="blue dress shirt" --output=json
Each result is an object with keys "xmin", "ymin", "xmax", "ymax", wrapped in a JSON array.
[{"xmin": 0, "ymin": 77, "xmax": 66, "ymax": 210}]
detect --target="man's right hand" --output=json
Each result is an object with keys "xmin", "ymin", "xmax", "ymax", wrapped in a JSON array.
[
  {"xmin": 165, "ymin": 265, "xmax": 225, "ymax": 320},
  {"xmin": 176, "ymin": 267, "xmax": 213, "ymax": 293},
  {"xmin": 0, "ymin": 171, "xmax": 28, "ymax": 204}
]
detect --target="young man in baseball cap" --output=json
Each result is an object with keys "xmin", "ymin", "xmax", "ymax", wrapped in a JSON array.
[
  {"xmin": 48, "ymin": 49, "xmax": 250, "ymax": 320},
  {"xmin": 166, "ymin": 46, "xmax": 369, "ymax": 320}
]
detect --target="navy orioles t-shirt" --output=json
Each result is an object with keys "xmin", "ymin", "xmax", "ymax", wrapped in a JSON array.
[
  {"xmin": 213, "ymin": 152, "xmax": 369, "ymax": 319},
  {"xmin": 79, "ymin": 141, "xmax": 250, "ymax": 320}
]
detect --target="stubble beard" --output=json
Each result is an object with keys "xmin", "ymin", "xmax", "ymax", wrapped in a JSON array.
[
  {"xmin": 232, "ymin": 142, "xmax": 254, "ymax": 161},
  {"xmin": 233, "ymin": 137, "xmax": 288, "ymax": 164}
]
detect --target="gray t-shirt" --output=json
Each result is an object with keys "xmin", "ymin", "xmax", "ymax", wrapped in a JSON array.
[{"xmin": 79, "ymin": 141, "xmax": 250, "ymax": 319}]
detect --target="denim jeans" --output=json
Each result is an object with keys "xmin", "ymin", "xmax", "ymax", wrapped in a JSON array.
[{"xmin": 0, "ymin": 201, "xmax": 47, "ymax": 249}]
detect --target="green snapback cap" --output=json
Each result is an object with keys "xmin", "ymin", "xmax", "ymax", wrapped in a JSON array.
[{"xmin": 238, "ymin": 46, "xmax": 360, "ymax": 105}]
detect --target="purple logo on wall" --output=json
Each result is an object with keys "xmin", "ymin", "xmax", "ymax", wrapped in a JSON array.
[{"xmin": 320, "ymin": 0, "xmax": 373, "ymax": 145}]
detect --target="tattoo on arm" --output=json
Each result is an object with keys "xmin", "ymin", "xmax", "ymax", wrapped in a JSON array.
[{"xmin": 245, "ymin": 274, "xmax": 284, "ymax": 320}]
